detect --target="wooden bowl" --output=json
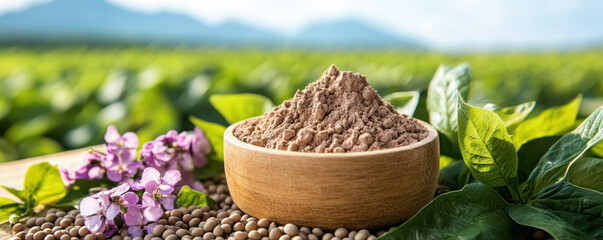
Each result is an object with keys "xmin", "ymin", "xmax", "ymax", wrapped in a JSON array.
[{"xmin": 223, "ymin": 117, "xmax": 439, "ymax": 230}]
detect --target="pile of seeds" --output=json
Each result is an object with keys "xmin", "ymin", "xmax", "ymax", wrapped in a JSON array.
[{"xmin": 10, "ymin": 176, "xmax": 551, "ymax": 240}]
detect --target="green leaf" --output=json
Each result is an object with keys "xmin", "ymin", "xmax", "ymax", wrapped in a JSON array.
[
  {"xmin": 193, "ymin": 158, "xmax": 225, "ymax": 180},
  {"xmin": 485, "ymin": 102, "xmax": 536, "ymax": 132},
  {"xmin": 23, "ymin": 162, "xmax": 67, "ymax": 205},
  {"xmin": 209, "ymin": 94, "xmax": 274, "ymax": 124},
  {"xmin": 174, "ymin": 185, "xmax": 217, "ymax": 209},
  {"xmin": 516, "ymin": 136, "xmax": 561, "ymax": 183},
  {"xmin": 523, "ymin": 106, "xmax": 603, "ymax": 198},
  {"xmin": 564, "ymin": 157, "xmax": 603, "ymax": 192},
  {"xmin": 591, "ymin": 141, "xmax": 603, "ymax": 157},
  {"xmin": 379, "ymin": 183, "xmax": 528, "ymax": 240},
  {"xmin": 439, "ymin": 160, "xmax": 471, "ymax": 191},
  {"xmin": 0, "ymin": 197, "xmax": 24, "ymax": 223},
  {"xmin": 1, "ymin": 185, "xmax": 26, "ymax": 202},
  {"xmin": 508, "ymin": 182, "xmax": 603, "ymax": 240},
  {"xmin": 190, "ymin": 116, "xmax": 226, "ymax": 162},
  {"xmin": 457, "ymin": 95, "xmax": 522, "ymax": 202},
  {"xmin": 54, "ymin": 179, "xmax": 113, "ymax": 208},
  {"xmin": 383, "ymin": 91, "xmax": 420, "ymax": 116},
  {"xmin": 427, "ymin": 63, "xmax": 471, "ymax": 144},
  {"xmin": 512, "ymin": 95, "xmax": 581, "ymax": 148}
]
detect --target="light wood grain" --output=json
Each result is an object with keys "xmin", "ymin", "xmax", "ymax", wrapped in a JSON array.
[
  {"xmin": 224, "ymin": 117, "xmax": 440, "ymax": 230},
  {"xmin": 0, "ymin": 145, "xmax": 102, "ymax": 240}
]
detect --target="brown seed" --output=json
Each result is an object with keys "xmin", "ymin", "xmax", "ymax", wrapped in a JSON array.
[
  {"xmin": 283, "ymin": 224, "xmax": 298, "ymax": 236},
  {"xmin": 78, "ymin": 227, "xmax": 90, "ymax": 236},
  {"xmin": 179, "ymin": 207, "xmax": 190, "ymax": 215},
  {"xmin": 245, "ymin": 221, "xmax": 258, "ymax": 232},
  {"xmin": 152, "ymin": 225, "xmax": 166, "ymax": 237},
  {"xmin": 212, "ymin": 225, "xmax": 223, "ymax": 236},
  {"xmin": 33, "ymin": 231, "xmax": 47, "ymax": 240},
  {"xmin": 165, "ymin": 235, "xmax": 178, "ymax": 240},
  {"xmin": 59, "ymin": 235, "xmax": 70, "ymax": 240},
  {"xmin": 25, "ymin": 233, "xmax": 34, "ymax": 240},
  {"xmin": 182, "ymin": 214, "xmax": 194, "ymax": 223},
  {"xmin": 189, "ymin": 217, "xmax": 201, "ymax": 227},
  {"xmin": 75, "ymin": 218, "xmax": 85, "ymax": 227},
  {"xmin": 29, "ymin": 226, "xmax": 41, "ymax": 234},
  {"xmin": 95, "ymin": 233, "xmax": 106, "ymax": 240},
  {"xmin": 203, "ymin": 219, "xmax": 218, "ymax": 232},
  {"xmin": 234, "ymin": 231, "xmax": 247, "ymax": 240},
  {"xmin": 334, "ymin": 228, "xmax": 348, "ymax": 238},
  {"xmin": 191, "ymin": 209, "xmax": 203, "ymax": 218},
  {"xmin": 191, "ymin": 228, "xmax": 205, "ymax": 237},
  {"xmin": 247, "ymin": 230, "xmax": 260, "ymax": 240},
  {"xmin": 308, "ymin": 234, "xmax": 319, "ymax": 240},
  {"xmin": 123, "ymin": 237, "xmax": 132, "ymax": 240},
  {"xmin": 291, "ymin": 237, "xmax": 302, "ymax": 240},
  {"xmin": 233, "ymin": 222, "xmax": 244, "ymax": 232},
  {"xmin": 348, "ymin": 231, "xmax": 357, "ymax": 239},
  {"xmin": 26, "ymin": 218, "xmax": 37, "ymax": 227},
  {"xmin": 69, "ymin": 227, "xmax": 79, "ymax": 237},
  {"xmin": 13, "ymin": 223, "xmax": 25, "ymax": 233},
  {"xmin": 83, "ymin": 234, "xmax": 96, "ymax": 240},
  {"xmin": 46, "ymin": 214, "xmax": 58, "ymax": 223},
  {"xmin": 151, "ymin": 238, "xmax": 162, "ymax": 240},
  {"xmin": 279, "ymin": 235, "xmax": 291, "ymax": 240},
  {"xmin": 35, "ymin": 218, "xmax": 46, "ymax": 226},
  {"xmin": 170, "ymin": 209, "xmax": 183, "ymax": 218},
  {"xmin": 257, "ymin": 219, "xmax": 269, "ymax": 229},
  {"xmin": 269, "ymin": 228, "xmax": 283, "ymax": 240},
  {"xmin": 312, "ymin": 228, "xmax": 323, "ymax": 237},
  {"xmin": 258, "ymin": 228, "xmax": 268, "ymax": 237},
  {"xmin": 110, "ymin": 236, "xmax": 122, "ymax": 240},
  {"xmin": 41, "ymin": 223, "xmax": 53, "ymax": 230},
  {"xmin": 202, "ymin": 232, "xmax": 214, "ymax": 240},
  {"xmin": 143, "ymin": 236, "xmax": 153, "ymax": 240},
  {"xmin": 229, "ymin": 213, "xmax": 241, "ymax": 222},
  {"xmin": 43, "ymin": 235, "xmax": 55, "ymax": 240},
  {"xmin": 53, "ymin": 231, "xmax": 63, "ymax": 239},
  {"xmin": 168, "ymin": 217, "xmax": 180, "ymax": 225},
  {"xmin": 10, "ymin": 237, "xmax": 20, "ymax": 240},
  {"xmin": 59, "ymin": 219, "xmax": 72, "ymax": 228},
  {"xmin": 367, "ymin": 236, "xmax": 376, "ymax": 240},
  {"xmin": 200, "ymin": 206, "xmax": 210, "ymax": 212},
  {"xmin": 220, "ymin": 224, "xmax": 232, "ymax": 234},
  {"xmin": 300, "ymin": 227, "xmax": 310, "ymax": 234},
  {"xmin": 162, "ymin": 230, "xmax": 175, "ymax": 239},
  {"xmin": 176, "ymin": 229, "xmax": 190, "ymax": 238},
  {"xmin": 322, "ymin": 233, "xmax": 334, "ymax": 240},
  {"xmin": 16, "ymin": 232, "xmax": 27, "ymax": 240},
  {"xmin": 354, "ymin": 230, "xmax": 369, "ymax": 240}
]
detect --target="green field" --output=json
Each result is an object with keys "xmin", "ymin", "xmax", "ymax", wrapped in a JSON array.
[{"xmin": 1, "ymin": 47, "xmax": 602, "ymax": 161}]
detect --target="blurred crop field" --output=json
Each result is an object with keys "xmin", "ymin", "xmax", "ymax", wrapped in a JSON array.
[{"xmin": 1, "ymin": 47, "xmax": 602, "ymax": 162}]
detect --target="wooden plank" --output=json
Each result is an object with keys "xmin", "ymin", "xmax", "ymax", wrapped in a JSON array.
[{"xmin": 0, "ymin": 145, "xmax": 102, "ymax": 240}]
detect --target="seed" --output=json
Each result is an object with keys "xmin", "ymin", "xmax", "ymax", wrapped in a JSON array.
[
  {"xmin": 79, "ymin": 227, "xmax": 90, "ymax": 236},
  {"xmin": 84, "ymin": 235, "xmax": 96, "ymax": 240},
  {"xmin": 26, "ymin": 218, "xmax": 37, "ymax": 227},
  {"xmin": 41, "ymin": 223, "xmax": 53, "ymax": 230},
  {"xmin": 16, "ymin": 231, "xmax": 27, "ymax": 240},
  {"xmin": 234, "ymin": 231, "xmax": 247, "ymax": 240},
  {"xmin": 182, "ymin": 214, "xmax": 194, "ymax": 223},
  {"xmin": 248, "ymin": 230, "xmax": 261, "ymax": 240},
  {"xmin": 58, "ymin": 219, "xmax": 71, "ymax": 228},
  {"xmin": 256, "ymin": 219, "xmax": 269, "ymax": 228},
  {"xmin": 334, "ymin": 228, "xmax": 348, "ymax": 238},
  {"xmin": 279, "ymin": 235, "xmax": 291, "ymax": 240},
  {"xmin": 202, "ymin": 232, "xmax": 214, "ymax": 240},
  {"xmin": 29, "ymin": 226, "xmax": 41, "ymax": 234},
  {"xmin": 221, "ymin": 224, "xmax": 232, "ymax": 234},
  {"xmin": 258, "ymin": 228, "xmax": 268, "ymax": 237},
  {"xmin": 308, "ymin": 234, "xmax": 319, "ymax": 240},
  {"xmin": 300, "ymin": 227, "xmax": 310, "ymax": 234},
  {"xmin": 191, "ymin": 209, "xmax": 203, "ymax": 218},
  {"xmin": 245, "ymin": 221, "xmax": 258, "ymax": 232},
  {"xmin": 10, "ymin": 237, "xmax": 20, "ymax": 240},
  {"xmin": 367, "ymin": 236, "xmax": 376, "ymax": 240},
  {"xmin": 13, "ymin": 223, "xmax": 25, "ymax": 233},
  {"xmin": 229, "ymin": 213, "xmax": 241, "ymax": 222},
  {"xmin": 165, "ymin": 235, "xmax": 178, "ymax": 240},
  {"xmin": 46, "ymin": 214, "xmax": 58, "ymax": 223},
  {"xmin": 191, "ymin": 228, "xmax": 204, "ymax": 237},
  {"xmin": 151, "ymin": 238, "xmax": 162, "ymax": 240},
  {"xmin": 348, "ymin": 231, "xmax": 357, "ymax": 238},
  {"xmin": 162, "ymin": 230, "xmax": 175, "ymax": 239},
  {"xmin": 189, "ymin": 217, "xmax": 201, "ymax": 227},
  {"xmin": 213, "ymin": 225, "xmax": 224, "ymax": 236},
  {"xmin": 75, "ymin": 218, "xmax": 85, "ymax": 227},
  {"xmin": 60, "ymin": 236, "xmax": 70, "ymax": 240},
  {"xmin": 168, "ymin": 217, "xmax": 180, "ymax": 225},
  {"xmin": 176, "ymin": 229, "xmax": 189, "ymax": 238},
  {"xmin": 354, "ymin": 230, "xmax": 369, "ymax": 240},
  {"xmin": 322, "ymin": 233, "xmax": 334, "ymax": 240},
  {"xmin": 152, "ymin": 225, "xmax": 166, "ymax": 237},
  {"xmin": 33, "ymin": 231, "xmax": 46, "ymax": 240},
  {"xmin": 269, "ymin": 228, "xmax": 283, "ymax": 240},
  {"xmin": 203, "ymin": 219, "xmax": 218, "ymax": 231},
  {"xmin": 25, "ymin": 233, "xmax": 34, "ymax": 240},
  {"xmin": 312, "ymin": 228, "xmax": 323, "ymax": 237},
  {"xmin": 283, "ymin": 224, "xmax": 298, "ymax": 236},
  {"xmin": 95, "ymin": 233, "xmax": 106, "ymax": 240},
  {"xmin": 35, "ymin": 218, "xmax": 46, "ymax": 226},
  {"xmin": 291, "ymin": 237, "xmax": 302, "ymax": 240},
  {"xmin": 110, "ymin": 236, "xmax": 122, "ymax": 240},
  {"xmin": 123, "ymin": 237, "xmax": 132, "ymax": 240},
  {"xmin": 171, "ymin": 209, "xmax": 183, "ymax": 218}
]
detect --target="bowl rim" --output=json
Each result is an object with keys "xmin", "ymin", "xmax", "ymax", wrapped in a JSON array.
[{"xmin": 224, "ymin": 116, "xmax": 439, "ymax": 158}]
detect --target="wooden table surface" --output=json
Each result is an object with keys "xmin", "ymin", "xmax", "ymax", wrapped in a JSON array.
[{"xmin": 0, "ymin": 146, "xmax": 100, "ymax": 239}]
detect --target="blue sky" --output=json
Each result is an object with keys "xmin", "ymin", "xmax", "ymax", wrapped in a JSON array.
[{"xmin": 2, "ymin": 0, "xmax": 602, "ymax": 50}]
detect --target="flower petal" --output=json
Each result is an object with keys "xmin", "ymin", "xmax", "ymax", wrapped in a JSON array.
[
  {"xmin": 145, "ymin": 223, "xmax": 158, "ymax": 234},
  {"xmin": 124, "ymin": 207, "xmax": 143, "ymax": 226},
  {"xmin": 157, "ymin": 184, "xmax": 174, "ymax": 195},
  {"xmin": 160, "ymin": 195, "xmax": 176, "ymax": 211},
  {"xmin": 122, "ymin": 132, "xmax": 139, "ymax": 149},
  {"xmin": 127, "ymin": 226, "xmax": 143, "ymax": 238},
  {"xmin": 85, "ymin": 215, "xmax": 105, "ymax": 233},
  {"xmin": 110, "ymin": 183, "xmax": 130, "ymax": 197},
  {"xmin": 144, "ymin": 181, "xmax": 159, "ymax": 195},
  {"xmin": 162, "ymin": 170, "xmax": 181, "ymax": 187},
  {"xmin": 143, "ymin": 207, "xmax": 163, "ymax": 222},
  {"xmin": 106, "ymin": 169, "xmax": 122, "ymax": 182},
  {"xmin": 120, "ymin": 192, "xmax": 139, "ymax": 207},
  {"xmin": 104, "ymin": 125, "xmax": 120, "ymax": 143},
  {"xmin": 142, "ymin": 168, "xmax": 161, "ymax": 186},
  {"xmin": 104, "ymin": 203, "xmax": 121, "ymax": 221},
  {"xmin": 141, "ymin": 192, "xmax": 159, "ymax": 208},
  {"xmin": 79, "ymin": 197, "xmax": 100, "ymax": 217}
]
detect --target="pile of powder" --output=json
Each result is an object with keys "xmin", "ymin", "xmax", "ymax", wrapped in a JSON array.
[{"xmin": 234, "ymin": 65, "xmax": 429, "ymax": 153}]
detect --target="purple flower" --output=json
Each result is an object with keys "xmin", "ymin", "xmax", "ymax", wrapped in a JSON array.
[
  {"xmin": 191, "ymin": 127, "xmax": 211, "ymax": 168},
  {"xmin": 60, "ymin": 151, "xmax": 106, "ymax": 187},
  {"xmin": 131, "ymin": 168, "xmax": 180, "ymax": 222},
  {"xmin": 123, "ymin": 207, "xmax": 144, "ymax": 237},
  {"xmin": 80, "ymin": 193, "xmax": 120, "ymax": 235},
  {"xmin": 103, "ymin": 125, "xmax": 141, "ymax": 182}
]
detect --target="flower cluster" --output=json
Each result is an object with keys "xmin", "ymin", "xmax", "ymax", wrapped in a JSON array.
[
  {"xmin": 60, "ymin": 125, "xmax": 210, "ymax": 191},
  {"xmin": 80, "ymin": 168, "xmax": 181, "ymax": 237}
]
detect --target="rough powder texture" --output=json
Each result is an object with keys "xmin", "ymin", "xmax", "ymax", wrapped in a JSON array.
[{"xmin": 234, "ymin": 65, "xmax": 429, "ymax": 153}]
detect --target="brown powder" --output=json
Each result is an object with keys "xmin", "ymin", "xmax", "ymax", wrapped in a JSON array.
[{"xmin": 234, "ymin": 65, "xmax": 429, "ymax": 153}]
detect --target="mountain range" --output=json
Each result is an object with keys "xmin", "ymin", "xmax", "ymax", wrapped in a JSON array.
[{"xmin": 0, "ymin": 0, "xmax": 421, "ymax": 48}]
